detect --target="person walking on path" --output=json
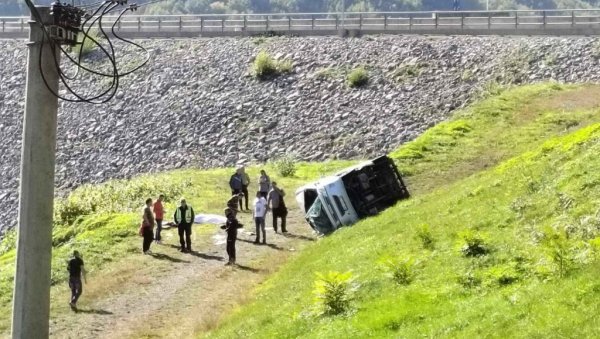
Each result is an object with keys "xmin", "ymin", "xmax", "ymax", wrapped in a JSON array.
[
  {"xmin": 67, "ymin": 250, "xmax": 87, "ymax": 311},
  {"xmin": 253, "ymin": 191, "xmax": 268, "ymax": 244},
  {"xmin": 258, "ymin": 169, "xmax": 271, "ymax": 199},
  {"xmin": 240, "ymin": 165, "xmax": 251, "ymax": 211},
  {"xmin": 229, "ymin": 168, "xmax": 244, "ymax": 211},
  {"xmin": 153, "ymin": 194, "xmax": 165, "ymax": 244},
  {"xmin": 174, "ymin": 198, "xmax": 195, "ymax": 253},
  {"xmin": 223, "ymin": 208, "xmax": 241, "ymax": 265},
  {"xmin": 268, "ymin": 182, "xmax": 288, "ymax": 233},
  {"xmin": 141, "ymin": 198, "xmax": 155, "ymax": 254}
]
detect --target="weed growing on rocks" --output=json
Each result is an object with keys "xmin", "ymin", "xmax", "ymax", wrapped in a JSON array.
[
  {"xmin": 347, "ymin": 66, "xmax": 369, "ymax": 88},
  {"xmin": 252, "ymin": 50, "xmax": 293, "ymax": 80}
]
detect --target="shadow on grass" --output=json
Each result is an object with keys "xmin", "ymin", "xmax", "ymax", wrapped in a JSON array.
[
  {"xmin": 75, "ymin": 308, "xmax": 113, "ymax": 315},
  {"xmin": 149, "ymin": 253, "xmax": 190, "ymax": 263},
  {"xmin": 238, "ymin": 238, "xmax": 286, "ymax": 251},
  {"xmin": 282, "ymin": 232, "xmax": 316, "ymax": 242},
  {"xmin": 188, "ymin": 251, "xmax": 225, "ymax": 261},
  {"xmin": 234, "ymin": 264, "xmax": 267, "ymax": 274}
]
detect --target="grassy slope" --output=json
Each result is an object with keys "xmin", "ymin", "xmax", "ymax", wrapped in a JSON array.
[
  {"xmin": 0, "ymin": 161, "xmax": 355, "ymax": 333},
  {"xmin": 203, "ymin": 83, "xmax": 600, "ymax": 338}
]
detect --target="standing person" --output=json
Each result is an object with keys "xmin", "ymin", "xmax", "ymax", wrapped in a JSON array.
[
  {"xmin": 229, "ymin": 168, "xmax": 244, "ymax": 211},
  {"xmin": 174, "ymin": 198, "xmax": 195, "ymax": 253},
  {"xmin": 268, "ymin": 182, "xmax": 288, "ymax": 233},
  {"xmin": 240, "ymin": 165, "xmax": 251, "ymax": 211},
  {"xmin": 141, "ymin": 198, "xmax": 155, "ymax": 254},
  {"xmin": 258, "ymin": 169, "xmax": 271, "ymax": 199},
  {"xmin": 153, "ymin": 194, "xmax": 165, "ymax": 244},
  {"xmin": 67, "ymin": 250, "xmax": 87, "ymax": 311},
  {"xmin": 253, "ymin": 191, "xmax": 268, "ymax": 244},
  {"xmin": 223, "ymin": 208, "xmax": 241, "ymax": 265},
  {"xmin": 226, "ymin": 193, "xmax": 243, "ymax": 218}
]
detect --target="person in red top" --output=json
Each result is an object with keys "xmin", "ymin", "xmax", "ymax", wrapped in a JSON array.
[{"xmin": 153, "ymin": 194, "xmax": 165, "ymax": 244}]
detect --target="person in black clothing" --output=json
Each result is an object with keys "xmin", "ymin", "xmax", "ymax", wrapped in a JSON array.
[
  {"xmin": 223, "ymin": 208, "xmax": 241, "ymax": 266},
  {"xmin": 141, "ymin": 198, "xmax": 155, "ymax": 254},
  {"xmin": 174, "ymin": 198, "xmax": 195, "ymax": 253},
  {"xmin": 67, "ymin": 250, "xmax": 86, "ymax": 311}
]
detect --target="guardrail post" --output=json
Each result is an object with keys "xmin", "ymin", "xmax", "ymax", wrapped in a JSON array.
[
  {"xmin": 384, "ymin": 14, "xmax": 387, "ymax": 30},
  {"xmin": 311, "ymin": 15, "xmax": 315, "ymax": 30},
  {"xmin": 542, "ymin": 10, "xmax": 546, "ymax": 28},
  {"xmin": 221, "ymin": 17, "xmax": 224, "ymax": 32},
  {"xmin": 461, "ymin": 12, "xmax": 464, "ymax": 30},
  {"xmin": 488, "ymin": 11, "xmax": 491, "ymax": 29},
  {"xmin": 158, "ymin": 17, "xmax": 161, "ymax": 31},
  {"xmin": 266, "ymin": 16, "xmax": 269, "ymax": 30},
  {"xmin": 288, "ymin": 15, "xmax": 291, "ymax": 32},
  {"xmin": 2, "ymin": 19, "xmax": 5, "ymax": 33},
  {"xmin": 335, "ymin": 14, "xmax": 339, "ymax": 30},
  {"xmin": 359, "ymin": 13, "xmax": 363, "ymax": 30},
  {"xmin": 409, "ymin": 15, "xmax": 412, "ymax": 31},
  {"xmin": 137, "ymin": 17, "xmax": 141, "ymax": 32},
  {"xmin": 200, "ymin": 17, "xmax": 204, "ymax": 32},
  {"xmin": 434, "ymin": 12, "xmax": 438, "ymax": 29},
  {"xmin": 243, "ymin": 15, "xmax": 247, "ymax": 31},
  {"xmin": 21, "ymin": 18, "xmax": 24, "ymax": 32},
  {"xmin": 179, "ymin": 16, "xmax": 182, "ymax": 32},
  {"xmin": 515, "ymin": 11, "xmax": 518, "ymax": 28},
  {"xmin": 571, "ymin": 10, "xmax": 575, "ymax": 27},
  {"xmin": 118, "ymin": 18, "xmax": 122, "ymax": 31}
]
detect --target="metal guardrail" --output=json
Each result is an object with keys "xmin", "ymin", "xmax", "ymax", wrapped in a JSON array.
[{"xmin": 2, "ymin": 9, "xmax": 600, "ymax": 38}]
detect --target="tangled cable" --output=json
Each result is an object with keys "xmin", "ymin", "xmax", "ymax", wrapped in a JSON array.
[{"xmin": 23, "ymin": 0, "xmax": 153, "ymax": 104}]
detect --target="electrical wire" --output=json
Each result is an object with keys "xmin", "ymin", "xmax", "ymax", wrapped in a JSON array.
[{"xmin": 25, "ymin": 0, "xmax": 151, "ymax": 104}]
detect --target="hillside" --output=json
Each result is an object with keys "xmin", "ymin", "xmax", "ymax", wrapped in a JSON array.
[
  {"xmin": 2, "ymin": 83, "xmax": 600, "ymax": 338},
  {"xmin": 204, "ymin": 83, "xmax": 600, "ymax": 338},
  {"xmin": 2, "ymin": 36, "xmax": 600, "ymax": 235}
]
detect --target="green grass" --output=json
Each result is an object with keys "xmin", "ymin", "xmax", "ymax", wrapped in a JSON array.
[
  {"xmin": 0, "ymin": 160, "xmax": 355, "ymax": 331},
  {"xmin": 202, "ymin": 83, "xmax": 600, "ymax": 338}
]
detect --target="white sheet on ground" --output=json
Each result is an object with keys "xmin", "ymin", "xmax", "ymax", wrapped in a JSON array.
[{"xmin": 194, "ymin": 214, "xmax": 227, "ymax": 225}]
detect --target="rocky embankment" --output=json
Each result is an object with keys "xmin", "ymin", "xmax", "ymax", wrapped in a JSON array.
[{"xmin": 1, "ymin": 35, "xmax": 600, "ymax": 232}]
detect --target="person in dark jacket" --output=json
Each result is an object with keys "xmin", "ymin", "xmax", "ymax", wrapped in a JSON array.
[
  {"xmin": 67, "ymin": 250, "xmax": 87, "ymax": 311},
  {"xmin": 223, "ymin": 208, "xmax": 241, "ymax": 265},
  {"xmin": 226, "ymin": 193, "xmax": 243, "ymax": 218},
  {"xmin": 268, "ymin": 182, "xmax": 288, "ymax": 233},
  {"xmin": 229, "ymin": 169, "xmax": 244, "ymax": 211},
  {"xmin": 174, "ymin": 198, "xmax": 195, "ymax": 253},
  {"xmin": 141, "ymin": 198, "xmax": 155, "ymax": 254}
]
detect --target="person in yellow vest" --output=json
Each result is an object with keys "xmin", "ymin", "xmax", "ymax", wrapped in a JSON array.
[{"xmin": 174, "ymin": 198, "xmax": 195, "ymax": 253}]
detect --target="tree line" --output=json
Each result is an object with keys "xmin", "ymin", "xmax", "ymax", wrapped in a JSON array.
[{"xmin": 1, "ymin": 0, "xmax": 599, "ymax": 17}]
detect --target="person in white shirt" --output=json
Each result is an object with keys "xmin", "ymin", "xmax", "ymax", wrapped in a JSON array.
[{"xmin": 253, "ymin": 191, "xmax": 268, "ymax": 244}]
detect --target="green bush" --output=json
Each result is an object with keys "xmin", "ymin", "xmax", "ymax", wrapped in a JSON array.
[
  {"xmin": 347, "ymin": 67, "xmax": 369, "ymax": 88},
  {"xmin": 77, "ymin": 30, "xmax": 100, "ymax": 57},
  {"xmin": 271, "ymin": 154, "xmax": 297, "ymax": 178},
  {"xmin": 380, "ymin": 257, "xmax": 415, "ymax": 285},
  {"xmin": 416, "ymin": 224, "xmax": 435, "ymax": 250},
  {"xmin": 252, "ymin": 50, "xmax": 293, "ymax": 80},
  {"xmin": 313, "ymin": 271, "xmax": 357, "ymax": 316},
  {"xmin": 459, "ymin": 230, "xmax": 490, "ymax": 257},
  {"xmin": 541, "ymin": 227, "xmax": 576, "ymax": 278}
]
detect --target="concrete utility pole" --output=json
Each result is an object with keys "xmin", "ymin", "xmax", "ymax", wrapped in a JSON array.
[{"xmin": 11, "ymin": 6, "xmax": 60, "ymax": 339}]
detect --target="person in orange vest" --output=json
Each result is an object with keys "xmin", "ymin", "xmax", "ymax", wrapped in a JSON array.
[{"xmin": 153, "ymin": 194, "xmax": 165, "ymax": 244}]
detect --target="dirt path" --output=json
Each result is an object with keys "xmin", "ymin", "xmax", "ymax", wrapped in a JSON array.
[{"xmin": 47, "ymin": 210, "xmax": 316, "ymax": 339}]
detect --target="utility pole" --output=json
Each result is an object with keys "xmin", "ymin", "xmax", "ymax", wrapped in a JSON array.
[{"xmin": 11, "ymin": 6, "xmax": 60, "ymax": 339}]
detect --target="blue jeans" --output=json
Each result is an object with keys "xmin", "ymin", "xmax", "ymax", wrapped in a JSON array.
[{"xmin": 255, "ymin": 217, "xmax": 266, "ymax": 243}]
